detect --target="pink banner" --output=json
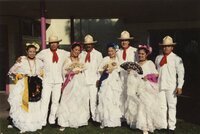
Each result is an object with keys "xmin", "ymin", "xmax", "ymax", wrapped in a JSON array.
[{"xmin": 61, "ymin": 71, "xmax": 75, "ymax": 92}]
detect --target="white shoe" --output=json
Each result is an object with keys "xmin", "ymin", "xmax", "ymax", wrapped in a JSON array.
[
  {"xmin": 7, "ymin": 125, "xmax": 13, "ymax": 128},
  {"xmin": 42, "ymin": 121, "xmax": 47, "ymax": 126},
  {"xmin": 49, "ymin": 116, "xmax": 55, "ymax": 124},
  {"xmin": 100, "ymin": 125, "xmax": 104, "ymax": 129},
  {"xmin": 20, "ymin": 130, "xmax": 25, "ymax": 133},
  {"xmin": 59, "ymin": 127, "xmax": 65, "ymax": 131},
  {"xmin": 143, "ymin": 131, "xmax": 148, "ymax": 134}
]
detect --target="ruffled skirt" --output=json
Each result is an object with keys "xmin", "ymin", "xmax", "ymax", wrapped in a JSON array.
[
  {"xmin": 95, "ymin": 72, "xmax": 122, "ymax": 127},
  {"xmin": 57, "ymin": 73, "xmax": 90, "ymax": 128},
  {"xmin": 125, "ymin": 72, "xmax": 166, "ymax": 132},
  {"xmin": 136, "ymin": 81, "xmax": 167, "ymax": 132},
  {"xmin": 8, "ymin": 79, "xmax": 42, "ymax": 132}
]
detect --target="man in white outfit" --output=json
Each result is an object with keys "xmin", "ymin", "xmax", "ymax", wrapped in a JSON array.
[
  {"xmin": 37, "ymin": 35, "xmax": 69, "ymax": 126},
  {"xmin": 80, "ymin": 34, "xmax": 103, "ymax": 121},
  {"xmin": 155, "ymin": 36, "xmax": 185, "ymax": 134},
  {"xmin": 117, "ymin": 31, "xmax": 137, "ymax": 116}
]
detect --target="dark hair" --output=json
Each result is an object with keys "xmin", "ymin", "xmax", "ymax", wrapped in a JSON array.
[
  {"xmin": 71, "ymin": 43, "xmax": 81, "ymax": 50},
  {"xmin": 106, "ymin": 43, "xmax": 117, "ymax": 50},
  {"xmin": 137, "ymin": 47, "xmax": 150, "ymax": 55},
  {"xmin": 26, "ymin": 45, "xmax": 37, "ymax": 51}
]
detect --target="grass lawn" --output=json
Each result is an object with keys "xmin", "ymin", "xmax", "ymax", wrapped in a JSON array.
[{"xmin": 1, "ymin": 118, "xmax": 200, "ymax": 134}]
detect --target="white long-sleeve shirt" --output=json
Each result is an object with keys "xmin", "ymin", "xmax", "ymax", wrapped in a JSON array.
[
  {"xmin": 36, "ymin": 48, "xmax": 70, "ymax": 84},
  {"xmin": 117, "ymin": 46, "xmax": 137, "ymax": 64},
  {"xmin": 155, "ymin": 52, "xmax": 185, "ymax": 90},
  {"xmin": 80, "ymin": 49, "xmax": 103, "ymax": 85}
]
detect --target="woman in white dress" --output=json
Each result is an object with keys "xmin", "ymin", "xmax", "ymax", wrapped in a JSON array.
[
  {"xmin": 8, "ymin": 43, "xmax": 43, "ymax": 133},
  {"xmin": 95, "ymin": 44, "xmax": 123, "ymax": 128},
  {"xmin": 57, "ymin": 42, "xmax": 90, "ymax": 131},
  {"xmin": 125, "ymin": 45, "xmax": 166, "ymax": 134}
]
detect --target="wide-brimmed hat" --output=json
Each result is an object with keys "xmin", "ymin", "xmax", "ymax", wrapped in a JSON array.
[
  {"xmin": 26, "ymin": 42, "xmax": 40, "ymax": 52},
  {"xmin": 118, "ymin": 31, "xmax": 134, "ymax": 40},
  {"xmin": 159, "ymin": 36, "xmax": 176, "ymax": 46},
  {"xmin": 47, "ymin": 35, "xmax": 62, "ymax": 43},
  {"xmin": 83, "ymin": 34, "xmax": 97, "ymax": 44}
]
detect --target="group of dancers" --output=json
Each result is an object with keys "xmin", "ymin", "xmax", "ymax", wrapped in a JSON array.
[{"xmin": 7, "ymin": 30, "xmax": 185, "ymax": 134}]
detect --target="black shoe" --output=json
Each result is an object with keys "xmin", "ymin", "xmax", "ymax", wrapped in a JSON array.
[
  {"xmin": 7, "ymin": 116, "xmax": 13, "ymax": 125},
  {"xmin": 158, "ymin": 129, "xmax": 167, "ymax": 133},
  {"xmin": 168, "ymin": 129, "xmax": 175, "ymax": 134},
  {"xmin": 49, "ymin": 124, "xmax": 58, "ymax": 128}
]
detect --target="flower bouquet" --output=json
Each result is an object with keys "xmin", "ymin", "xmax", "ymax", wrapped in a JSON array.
[
  {"xmin": 102, "ymin": 61, "xmax": 118, "ymax": 73},
  {"xmin": 66, "ymin": 62, "xmax": 85, "ymax": 72}
]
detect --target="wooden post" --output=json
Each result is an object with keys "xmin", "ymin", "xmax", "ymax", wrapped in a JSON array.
[
  {"xmin": 70, "ymin": 17, "xmax": 75, "ymax": 44},
  {"xmin": 40, "ymin": 0, "xmax": 46, "ymax": 49}
]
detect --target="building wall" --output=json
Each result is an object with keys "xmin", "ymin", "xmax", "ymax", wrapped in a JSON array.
[
  {"xmin": 73, "ymin": 19, "xmax": 200, "ymax": 56},
  {"xmin": 77, "ymin": 19, "xmax": 200, "ymax": 44},
  {"xmin": 0, "ymin": 16, "xmax": 22, "ymax": 67},
  {"xmin": 1, "ymin": 17, "xmax": 200, "ymax": 91},
  {"xmin": 0, "ymin": 16, "xmax": 22, "ymax": 90},
  {"xmin": 125, "ymin": 20, "xmax": 200, "ymax": 43}
]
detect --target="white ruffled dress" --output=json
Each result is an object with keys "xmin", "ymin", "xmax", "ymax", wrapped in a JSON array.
[
  {"xmin": 95, "ymin": 56, "xmax": 123, "ymax": 127},
  {"xmin": 8, "ymin": 58, "xmax": 43, "ymax": 132},
  {"xmin": 125, "ymin": 60, "xmax": 167, "ymax": 132},
  {"xmin": 57, "ymin": 58, "xmax": 90, "ymax": 128}
]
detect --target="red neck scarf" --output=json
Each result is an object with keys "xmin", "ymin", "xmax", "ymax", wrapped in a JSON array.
[
  {"xmin": 51, "ymin": 49, "xmax": 59, "ymax": 63},
  {"xmin": 85, "ymin": 48, "xmax": 93, "ymax": 63},
  {"xmin": 122, "ymin": 46, "xmax": 129, "ymax": 61},
  {"xmin": 159, "ymin": 53, "xmax": 170, "ymax": 67}
]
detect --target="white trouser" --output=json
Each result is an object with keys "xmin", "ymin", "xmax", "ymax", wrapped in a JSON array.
[
  {"xmin": 160, "ymin": 89, "xmax": 177, "ymax": 130},
  {"xmin": 157, "ymin": 91, "xmax": 168, "ymax": 129},
  {"xmin": 41, "ymin": 82, "xmax": 62, "ymax": 125},
  {"xmin": 119, "ymin": 70, "xmax": 128, "ymax": 116},
  {"xmin": 88, "ymin": 84, "xmax": 98, "ymax": 120}
]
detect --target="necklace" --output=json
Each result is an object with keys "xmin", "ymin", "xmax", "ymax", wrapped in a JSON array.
[
  {"xmin": 27, "ymin": 57, "xmax": 36, "ymax": 75},
  {"xmin": 70, "ymin": 56, "xmax": 79, "ymax": 62}
]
